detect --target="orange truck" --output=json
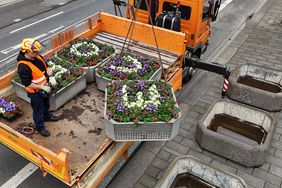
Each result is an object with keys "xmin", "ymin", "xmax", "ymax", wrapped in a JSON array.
[{"xmin": 0, "ymin": 0, "xmax": 222, "ymax": 187}]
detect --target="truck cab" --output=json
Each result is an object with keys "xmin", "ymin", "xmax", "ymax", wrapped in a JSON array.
[{"xmin": 126, "ymin": 0, "xmax": 221, "ymax": 58}]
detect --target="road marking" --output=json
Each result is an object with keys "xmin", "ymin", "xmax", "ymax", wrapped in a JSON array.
[
  {"xmin": 0, "ymin": 163, "xmax": 38, "ymax": 188},
  {"xmin": 219, "ymin": 0, "xmax": 234, "ymax": 12},
  {"xmin": 0, "ymin": 0, "xmax": 22, "ymax": 8},
  {"xmin": 14, "ymin": 18, "xmax": 22, "ymax": 22},
  {"xmin": 10, "ymin": 11, "xmax": 64, "ymax": 34},
  {"xmin": 0, "ymin": 33, "xmax": 47, "ymax": 54},
  {"xmin": 48, "ymin": 25, "xmax": 65, "ymax": 34}
]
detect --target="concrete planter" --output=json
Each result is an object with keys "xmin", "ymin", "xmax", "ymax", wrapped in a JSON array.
[
  {"xmin": 12, "ymin": 73, "xmax": 87, "ymax": 111},
  {"xmin": 104, "ymin": 82, "xmax": 180, "ymax": 141},
  {"xmin": 227, "ymin": 64, "xmax": 282, "ymax": 111},
  {"xmin": 95, "ymin": 62, "xmax": 162, "ymax": 92},
  {"xmin": 84, "ymin": 54, "xmax": 115, "ymax": 83},
  {"xmin": 155, "ymin": 156, "xmax": 247, "ymax": 188},
  {"xmin": 196, "ymin": 100, "xmax": 277, "ymax": 167}
]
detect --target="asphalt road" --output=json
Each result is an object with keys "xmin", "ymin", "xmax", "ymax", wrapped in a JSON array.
[{"xmin": 0, "ymin": 0, "xmax": 267, "ymax": 187}]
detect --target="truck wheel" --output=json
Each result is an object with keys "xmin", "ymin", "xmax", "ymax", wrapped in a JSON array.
[{"xmin": 212, "ymin": 0, "xmax": 221, "ymax": 21}]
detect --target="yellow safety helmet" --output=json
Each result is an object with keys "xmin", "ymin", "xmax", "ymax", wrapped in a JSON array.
[{"xmin": 21, "ymin": 38, "xmax": 44, "ymax": 53}]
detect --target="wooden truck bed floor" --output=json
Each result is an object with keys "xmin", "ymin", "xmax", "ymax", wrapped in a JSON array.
[{"xmin": 0, "ymin": 82, "xmax": 109, "ymax": 178}]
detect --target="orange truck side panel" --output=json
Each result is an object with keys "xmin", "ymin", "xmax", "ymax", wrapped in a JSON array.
[{"xmin": 100, "ymin": 12, "xmax": 186, "ymax": 55}]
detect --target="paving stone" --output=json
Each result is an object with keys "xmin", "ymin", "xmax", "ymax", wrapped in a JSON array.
[
  {"xmin": 182, "ymin": 116, "xmax": 198, "ymax": 126},
  {"xmin": 192, "ymin": 105, "xmax": 207, "ymax": 114},
  {"xmin": 259, "ymin": 163, "xmax": 271, "ymax": 172},
  {"xmin": 270, "ymin": 165, "xmax": 282, "ymax": 178},
  {"xmin": 188, "ymin": 149, "xmax": 212, "ymax": 163},
  {"xmin": 226, "ymin": 160, "xmax": 254, "ymax": 174},
  {"xmin": 253, "ymin": 168, "xmax": 282, "ymax": 186},
  {"xmin": 139, "ymin": 174, "xmax": 157, "ymax": 188},
  {"xmin": 264, "ymin": 182, "xmax": 280, "ymax": 188},
  {"xmin": 210, "ymin": 159, "xmax": 237, "ymax": 174},
  {"xmin": 143, "ymin": 141, "xmax": 166, "ymax": 154},
  {"xmin": 180, "ymin": 121, "xmax": 193, "ymax": 131},
  {"xmin": 188, "ymin": 110, "xmax": 201, "ymax": 119},
  {"xmin": 165, "ymin": 140, "xmax": 189, "ymax": 155},
  {"xmin": 135, "ymin": 182, "xmax": 149, "ymax": 188},
  {"xmin": 178, "ymin": 127, "xmax": 188, "ymax": 137},
  {"xmin": 237, "ymin": 170, "xmax": 265, "ymax": 188},
  {"xmin": 273, "ymin": 134, "xmax": 281, "ymax": 141},
  {"xmin": 269, "ymin": 147, "xmax": 277, "ymax": 155},
  {"xmin": 195, "ymin": 100, "xmax": 209, "ymax": 108},
  {"xmin": 145, "ymin": 165, "xmax": 160, "ymax": 178},
  {"xmin": 180, "ymin": 138, "xmax": 203, "ymax": 152},
  {"xmin": 151, "ymin": 157, "xmax": 169, "ymax": 170},
  {"xmin": 172, "ymin": 134, "xmax": 183, "ymax": 143},
  {"xmin": 168, "ymin": 154, "xmax": 177, "ymax": 163},
  {"xmin": 202, "ymin": 150, "xmax": 227, "ymax": 163},
  {"xmin": 157, "ymin": 149, "xmax": 171, "ymax": 161},
  {"xmin": 275, "ymin": 149, "xmax": 282, "ymax": 158},
  {"xmin": 266, "ymin": 154, "xmax": 282, "ymax": 169}
]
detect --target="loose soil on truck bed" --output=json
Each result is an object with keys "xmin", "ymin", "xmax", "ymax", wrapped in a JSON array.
[{"xmin": 0, "ymin": 82, "xmax": 109, "ymax": 177}]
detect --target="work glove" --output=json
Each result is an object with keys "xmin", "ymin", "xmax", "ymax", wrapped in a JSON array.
[
  {"xmin": 47, "ymin": 68, "xmax": 53, "ymax": 76},
  {"xmin": 49, "ymin": 76, "xmax": 58, "ymax": 87},
  {"xmin": 41, "ymin": 85, "xmax": 51, "ymax": 93}
]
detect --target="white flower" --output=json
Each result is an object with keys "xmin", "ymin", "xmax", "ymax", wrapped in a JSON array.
[
  {"xmin": 0, "ymin": 107, "xmax": 5, "ymax": 114},
  {"xmin": 70, "ymin": 42, "xmax": 99, "ymax": 57},
  {"xmin": 121, "ymin": 84, "xmax": 161, "ymax": 110}
]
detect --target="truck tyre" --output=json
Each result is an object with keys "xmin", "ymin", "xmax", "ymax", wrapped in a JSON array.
[{"xmin": 212, "ymin": 0, "xmax": 221, "ymax": 21}]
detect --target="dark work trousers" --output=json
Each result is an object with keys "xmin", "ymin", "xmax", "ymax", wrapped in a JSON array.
[{"xmin": 27, "ymin": 92, "xmax": 51, "ymax": 131}]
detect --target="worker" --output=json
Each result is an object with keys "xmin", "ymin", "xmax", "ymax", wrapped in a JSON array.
[{"xmin": 17, "ymin": 38, "xmax": 59, "ymax": 137}]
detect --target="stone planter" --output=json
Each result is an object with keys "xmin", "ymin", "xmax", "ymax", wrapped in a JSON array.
[
  {"xmin": 227, "ymin": 64, "xmax": 282, "ymax": 111},
  {"xmin": 12, "ymin": 73, "xmax": 87, "ymax": 111},
  {"xmin": 104, "ymin": 82, "xmax": 180, "ymax": 141},
  {"xmin": 95, "ymin": 62, "xmax": 162, "ymax": 92},
  {"xmin": 84, "ymin": 54, "xmax": 115, "ymax": 83},
  {"xmin": 155, "ymin": 156, "xmax": 247, "ymax": 188},
  {"xmin": 196, "ymin": 100, "xmax": 277, "ymax": 167}
]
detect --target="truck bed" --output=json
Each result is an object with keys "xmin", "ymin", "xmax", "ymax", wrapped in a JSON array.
[{"xmin": 0, "ymin": 82, "xmax": 109, "ymax": 178}]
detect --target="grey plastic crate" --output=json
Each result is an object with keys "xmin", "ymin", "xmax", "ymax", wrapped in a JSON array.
[
  {"xmin": 104, "ymin": 82, "xmax": 180, "ymax": 141},
  {"xmin": 95, "ymin": 62, "xmax": 162, "ymax": 92},
  {"xmin": 84, "ymin": 54, "xmax": 115, "ymax": 83},
  {"xmin": 12, "ymin": 73, "xmax": 87, "ymax": 111}
]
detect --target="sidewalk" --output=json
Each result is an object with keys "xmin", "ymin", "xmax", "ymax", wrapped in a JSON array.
[{"xmin": 109, "ymin": 0, "xmax": 282, "ymax": 187}]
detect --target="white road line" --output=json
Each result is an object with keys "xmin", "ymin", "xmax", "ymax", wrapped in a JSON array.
[
  {"xmin": 14, "ymin": 18, "xmax": 22, "ymax": 22},
  {"xmin": 0, "ymin": 0, "xmax": 22, "ymax": 8},
  {"xmin": 48, "ymin": 25, "xmax": 65, "ymax": 34},
  {"xmin": 10, "ymin": 11, "xmax": 64, "ymax": 34},
  {"xmin": 0, "ymin": 33, "xmax": 47, "ymax": 54},
  {"xmin": 0, "ymin": 163, "xmax": 38, "ymax": 188},
  {"xmin": 219, "ymin": 0, "xmax": 234, "ymax": 12}
]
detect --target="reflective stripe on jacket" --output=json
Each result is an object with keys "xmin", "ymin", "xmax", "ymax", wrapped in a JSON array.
[{"xmin": 17, "ymin": 55, "xmax": 48, "ymax": 93}]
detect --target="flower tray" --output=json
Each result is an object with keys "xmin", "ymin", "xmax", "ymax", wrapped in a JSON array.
[
  {"xmin": 84, "ymin": 53, "xmax": 115, "ymax": 83},
  {"xmin": 104, "ymin": 80, "xmax": 181, "ymax": 141},
  {"xmin": 12, "ymin": 73, "xmax": 87, "ymax": 111},
  {"xmin": 95, "ymin": 54, "xmax": 162, "ymax": 91}
]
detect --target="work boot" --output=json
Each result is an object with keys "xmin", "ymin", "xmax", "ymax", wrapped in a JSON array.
[
  {"xmin": 38, "ymin": 129, "xmax": 50, "ymax": 137},
  {"xmin": 45, "ymin": 115, "xmax": 60, "ymax": 122}
]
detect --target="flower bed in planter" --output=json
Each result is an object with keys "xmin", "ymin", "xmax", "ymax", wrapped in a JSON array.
[
  {"xmin": 104, "ymin": 80, "xmax": 180, "ymax": 141},
  {"xmin": 95, "ymin": 53, "xmax": 162, "ymax": 91},
  {"xmin": 0, "ymin": 96, "xmax": 23, "ymax": 122},
  {"xmin": 57, "ymin": 39, "xmax": 115, "ymax": 82},
  {"xmin": 12, "ymin": 57, "xmax": 87, "ymax": 111}
]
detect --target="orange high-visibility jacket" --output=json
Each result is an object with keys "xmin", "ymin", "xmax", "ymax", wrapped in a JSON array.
[{"xmin": 17, "ymin": 55, "xmax": 48, "ymax": 93}]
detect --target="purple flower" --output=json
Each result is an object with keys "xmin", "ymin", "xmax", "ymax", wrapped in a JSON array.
[
  {"xmin": 136, "ymin": 81, "xmax": 146, "ymax": 90},
  {"xmin": 116, "ymin": 101, "xmax": 125, "ymax": 112},
  {"xmin": 146, "ymin": 104, "xmax": 158, "ymax": 112}
]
